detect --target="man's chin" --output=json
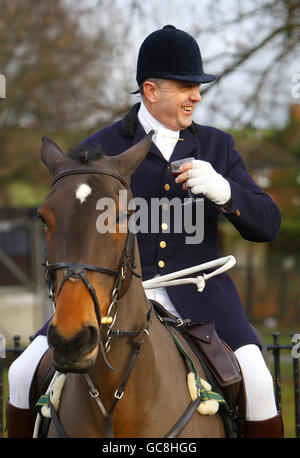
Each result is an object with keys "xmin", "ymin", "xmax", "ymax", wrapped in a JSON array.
[{"xmin": 178, "ymin": 119, "xmax": 193, "ymax": 130}]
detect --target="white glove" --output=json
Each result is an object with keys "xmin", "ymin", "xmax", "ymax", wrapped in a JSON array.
[{"xmin": 186, "ymin": 160, "xmax": 231, "ymax": 205}]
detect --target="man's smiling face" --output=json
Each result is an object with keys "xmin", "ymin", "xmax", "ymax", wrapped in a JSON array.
[{"xmin": 149, "ymin": 80, "xmax": 202, "ymax": 131}]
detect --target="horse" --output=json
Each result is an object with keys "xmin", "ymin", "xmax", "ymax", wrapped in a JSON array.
[{"xmin": 33, "ymin": 132, "xmax": 227, "ymax": 438}]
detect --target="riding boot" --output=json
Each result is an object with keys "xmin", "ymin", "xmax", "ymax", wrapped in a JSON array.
[
  {"xmin": 244, "ymin": 412, "xmax": 284, "ymax": 438},
  {"xmin": 5, "ymin": 400, "xmax": 35, "ymax": 438}
]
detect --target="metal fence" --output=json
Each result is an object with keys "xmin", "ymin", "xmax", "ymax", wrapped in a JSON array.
[
  {"xmin": 268, "ymin": 332, "xmax": 300, "ymax": 438},
  {"xmin": 0, "ymin": 332, "xmax": 299, "ymax": 438}
]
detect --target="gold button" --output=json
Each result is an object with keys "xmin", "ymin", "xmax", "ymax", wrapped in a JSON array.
[
  {"xmin": 236, "ymin": 209, "xmax": 241, "ymax": 216},
  {"xmin": 164, "ymin": 184, "xmax": 170, "ymax": 191},
  {"xmin": 158, "ymin": 260, "xmax": 165, "ymax": 268},
  {"xmin": 161, "ymin": 222, "xmax": 168, "ymax": 230},
  {"xmin": 160, "ymin": 241, "xmax": 166, "ymax": 248},
  {"xmin": 162, "ymin": 203, "xmax": 169, "ymax": 211}
]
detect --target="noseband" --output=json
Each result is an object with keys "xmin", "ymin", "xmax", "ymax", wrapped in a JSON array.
[{"xmin": 44, "ymin": 168, "xmax": 140, "ymax": 370}]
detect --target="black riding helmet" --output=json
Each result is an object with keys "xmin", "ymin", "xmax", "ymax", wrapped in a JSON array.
[{"xmin": 134, "ymin": 25, "xmax": 216, "ymax": 91}]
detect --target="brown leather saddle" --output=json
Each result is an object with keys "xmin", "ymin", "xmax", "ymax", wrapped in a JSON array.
[{"xmin": 150, "ymin": 300, "xmax": 246, "ymax": 434}]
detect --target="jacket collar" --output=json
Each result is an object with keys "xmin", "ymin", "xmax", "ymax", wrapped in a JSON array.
[
  {"xmin": 122, "ymin": 103, "xmax": 201, "ymax": 162},
  {"xmin": 122, "ymin": 103, "xmax": 201, "ymax": 137}
]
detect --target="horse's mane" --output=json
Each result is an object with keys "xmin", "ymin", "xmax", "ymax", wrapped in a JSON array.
[{"xmin": 68, "ymin": 143, "xmax": 106, "ymax": 164}]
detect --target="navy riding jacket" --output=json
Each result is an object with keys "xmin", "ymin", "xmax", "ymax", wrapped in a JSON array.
[{"xmin": 41, "ymin": 103, "xmax": 281, "ymax": 351}]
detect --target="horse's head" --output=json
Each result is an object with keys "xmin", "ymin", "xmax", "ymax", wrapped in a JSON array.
[{"xmin": 39, "ymin": 133, "xmax": 153, "ymax": 373}]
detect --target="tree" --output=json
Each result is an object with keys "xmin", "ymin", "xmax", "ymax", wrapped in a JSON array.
[
  {"xmin": 0, "ymin": 0, "xmax": 123, "ymax": 200},
  {"xmin": 1, "ymin": 0, "xmax": 300, "ymax": 204}
]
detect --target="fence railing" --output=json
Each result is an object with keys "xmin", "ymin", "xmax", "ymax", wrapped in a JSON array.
[
  {"xmin": 267, "ymin": 332, "xmax": 299, "ymax": 438},
  {"xmin": 0, "ymin": 332, "xmax": 299, "ymax": 437}
]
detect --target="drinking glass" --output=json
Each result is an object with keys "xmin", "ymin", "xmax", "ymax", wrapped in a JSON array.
[{"xmin": 171, "ymin": 157, "xmax": 195, "ymax": 201}]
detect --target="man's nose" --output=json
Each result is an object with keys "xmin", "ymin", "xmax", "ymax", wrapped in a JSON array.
[{"xmin": 190, "ymin": 87, "xmax": 201, "ymax": 103}]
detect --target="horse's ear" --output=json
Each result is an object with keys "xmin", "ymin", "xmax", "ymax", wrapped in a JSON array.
[
  {"xmin": 114, "ymin": 131, "xmax": 154, "ymax": 182},
  {"xmin": 40, "ymin": 136, "xmax": 66, "ymax": 176}
]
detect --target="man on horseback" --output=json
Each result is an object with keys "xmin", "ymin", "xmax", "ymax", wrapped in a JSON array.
[
  {"xmin": 7, "ymin": 25, "xmax": 283, "ymax": 438},
  {"xmin": 78, "ymin": 25, "xmax": 283, "ymax": 437}
]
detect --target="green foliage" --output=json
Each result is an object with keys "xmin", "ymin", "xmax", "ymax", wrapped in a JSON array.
[{"xmin": 271, "ymin": 219, "xmax": 300, "ymax": 254}]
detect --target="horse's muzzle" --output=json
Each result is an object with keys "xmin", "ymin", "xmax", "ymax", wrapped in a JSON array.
[{"xmin": 47, "ymin": 322, "xmax": 99, "ymax": 373}]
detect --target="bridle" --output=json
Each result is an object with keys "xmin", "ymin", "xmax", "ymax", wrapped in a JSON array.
[
  {"xmin": 44, "ymin": 167, "xmax": 150, "ymax": 371},
  {"xmin": 39, "ymin": 166, "xmax": 207, "ymax": 439}
]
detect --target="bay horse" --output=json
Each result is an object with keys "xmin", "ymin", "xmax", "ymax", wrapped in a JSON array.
[{"xmin": 35, "ymin": 133, "xmax": 226, "ymax": 438}]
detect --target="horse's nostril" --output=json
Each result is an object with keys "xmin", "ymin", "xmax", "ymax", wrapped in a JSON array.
[
  {"xmin": 47, "ymin": 323, "xmax": 99, "ymax": 357},
  {"xmin": 47, "ymin": 323, "xmax": 62, "ymax": 348},
  {"xmin": 47, "ymin": 323, "xmax": 99, "ymax": 372},
  {"xmin": 82, "ymin": 325, "xmax": 99, "ymax": 354}
]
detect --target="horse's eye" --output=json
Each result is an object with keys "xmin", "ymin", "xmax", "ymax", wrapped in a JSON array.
[{"xmin": 37, "ymin": 213, "xmax": 48, "ymax": 226}]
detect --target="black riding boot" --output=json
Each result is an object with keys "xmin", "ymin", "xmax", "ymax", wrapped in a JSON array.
[
  {"xmin": 6, "ymin": 400, "xmax": 35, "ymax": 438},
  {"xmin": 244, "ymin": 411, "xmax": 284, "ymax": 438}
]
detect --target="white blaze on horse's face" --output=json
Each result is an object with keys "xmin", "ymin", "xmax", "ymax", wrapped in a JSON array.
[{"xmin": 76, "ymin": 183, "xmax": 92, "ymax": 204}]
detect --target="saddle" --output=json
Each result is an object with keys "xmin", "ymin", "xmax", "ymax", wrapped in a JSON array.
[{"xmin": 150, "ymin": 300, "xmax": 246, "ymax": 435}]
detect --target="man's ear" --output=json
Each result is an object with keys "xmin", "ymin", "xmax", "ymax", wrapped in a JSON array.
[{"xmin": 142, "ymin": 81, "xmax": 159, "ymax": 103}]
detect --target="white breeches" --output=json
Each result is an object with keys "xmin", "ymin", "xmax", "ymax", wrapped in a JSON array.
[
  {"xmin": 8, "ymin": 335, "xmax": 49, "ymax": 409},
  {"xmin": 234, "ymin": 344, "xmax": 277, "ymax": 421}
]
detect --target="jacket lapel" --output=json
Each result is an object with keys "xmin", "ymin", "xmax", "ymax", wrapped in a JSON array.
[
  {"xmin": 169, "ymin": 128, "xmax": 200, "ymax": 162},
  {"xmin": 133, "ymin": 123, "xmax": 167, "ymax": 162}
]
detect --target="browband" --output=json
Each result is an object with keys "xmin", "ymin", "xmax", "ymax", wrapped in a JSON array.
[{"xmin": 52, "ymin": 169, "xmax": 130, "ymax": 189}]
